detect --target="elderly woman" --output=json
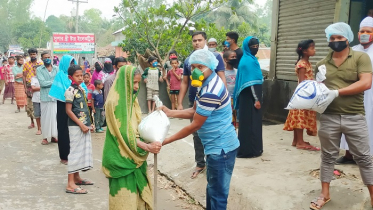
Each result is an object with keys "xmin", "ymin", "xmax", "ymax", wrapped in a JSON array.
[
  {"xmin": 233, "ymin": 36, "xmax": 264, "ymax": 158},
  {"xmin": 102, "ymin": 65, "xmax": 161, "ymax": 210},
  {"xmin": 160, "ymin": 49, "xmax": 239, "ymax": 210}
]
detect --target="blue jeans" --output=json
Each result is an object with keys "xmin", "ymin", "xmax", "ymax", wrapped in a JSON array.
[{"xmin": 206, "ymin": 148, "xmax": 237, "ymax": 210}]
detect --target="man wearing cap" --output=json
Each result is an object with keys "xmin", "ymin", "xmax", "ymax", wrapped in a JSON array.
[
  {"xmin": 310, "ymin": 22, "xmax": 373, "ymax": 209},
  {"xmin": 208, "ymin": 38, "xmax": 224, "ymax": 66},
  {"xmin": 337, "ymin": 17, "xmax": 373, "ymax": 165}
]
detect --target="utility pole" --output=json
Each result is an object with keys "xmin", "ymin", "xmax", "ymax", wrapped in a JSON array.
[{"xmin": 67, "ymin": 0, "xmax": 88, "ymax": 33}]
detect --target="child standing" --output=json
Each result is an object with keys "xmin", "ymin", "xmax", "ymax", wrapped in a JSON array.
[
  {"xmin": 31, "ymin": 75, "xmax": 42, "ymax": 135},
  {"xmin": 283, "ymin": 40, "xmax": 319, "ymax": 151},
  {"xmin": 223, "ymin": 50, "xmax": 238, "ymax": 128},
  {"xmin": 84, "ymin": 73, "xmax": 95, "ymax": 121},
  {"xmin": 12, "ymin": 56, "xmax": 27, "ymax": 113},
  {"xmin": 142, "ymin": 56, "xmax": 163, "ymax": 113},
  {"xmin": 65, "ymin": 64, "xmax": 94, "ymax": 194},
  {"xmin": 92, "ymin": 80, "xmax": 105, "ymax": 133},
  {"xmin": 165, "ymin": 58, "xmax": 182, "ymax": 110}
]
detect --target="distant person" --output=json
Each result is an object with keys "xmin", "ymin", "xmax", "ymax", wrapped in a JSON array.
[
  {"xmin": 207, "ymin": 38, "xmax": 218, "ymax": 52},
  {"xmin": 2, "ymin": 58, "xmax": 14, "ymax": 104},
  {"xmin": 233, "ymin": 36, "xmax": 263, "ymax": 158},
  {"xmin": 92, "ymin": 80, "xmax": 105, "ymax": 133},
  {"xmin": 103, "ymin": 57, "xmax": 128, "ymax": 103},
  {"xmin": 84, "ymin": 73, "xmax": 95, "ymax": 121},
  {"xmin": 164, "ymin": 50, "xmax": 182, "ymax": 72},
  {"xmin": 101, "ymin": 58, "xmax": 115, "ymax": 84},
  {"xmin": 37, "ymin": 52, "xmax": 58, "ymax": 145},
  {"xmin": 283, "ymin": 40, "xmax": 319, "ymax": 151},
  {"xmin": 368, "ymin": 8, "xmax": 373, "ymax": 18},
  {"xmin": 23, "ymin": 48, "xmax": 43, "ymax": 129},
  {"xmin": 226, "ymin": 32, "xmax": 243, "ymax": 68},
  {"xmin": 222, "ymin": 41, "xmax": 229, "ymax": 52},
  {"xmin": 0, "ymin": 59, "xmax": 6, "ymax": 96},
  {"xmin": 142, "ymin": 56, "xmax": 164, "ymax": 113},
  {"xmin": 65, "ymin": 64, "xmax": 94, "ymax": 194},
  {"xmin": 12, "ymin": 56, "xmax": 27, "ymax": 113},
  {"xmin": 91, "ymin": 61, "xmax": 104, "ymax": 84},
  {"xmin": 31, "ymin": 74, "xmax": 42, "ymax": 136},
  {"xmin": 165, "ymin": 57, "xmax": 182, "ymax": 110},
  {"xmin": 53, "ymin": 55, "xmax": 60, "ymax": 66},
  {"xmin": 82, "ymin": 57, "xmax": 90, "ymax": 71}
]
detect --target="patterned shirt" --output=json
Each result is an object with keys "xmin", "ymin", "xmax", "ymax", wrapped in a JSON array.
[
  {"xmin": 36, "ymin": 65, "xmax": 58, "ymax": 102},
  {"xmin": 195, "ymin": 72, "xmax": 240, "ymax": 155},
  {"xmin": 4, "ymin": 64, "xmax": 15, "ymax": 83},
  {"xmin": 65, "ymin": 84, "xmax": 91, "ymax": 127},
  {"xmin": 23, "ymin": 61, "xmax": 43, "ymax": 85}
]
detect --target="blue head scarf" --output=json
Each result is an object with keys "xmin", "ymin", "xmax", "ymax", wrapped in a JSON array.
[
  {"xmin": 49, "ymin": 55, "xmax": 87, "ymax": 102},
  {"xmin": 233, "ymin": 36, "xmax": 263, "ymax": 109}
]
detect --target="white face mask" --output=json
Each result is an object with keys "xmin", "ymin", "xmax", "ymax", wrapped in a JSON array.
[
  {"xmin": 359, "ymin": 34, "xmax": 373, "ymax": 44},
  {"xmin": 208, "ymin": 48, "xmax": 216, "ymax": 52}
]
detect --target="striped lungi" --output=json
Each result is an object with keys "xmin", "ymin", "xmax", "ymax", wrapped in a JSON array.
[
  {"xmin": 67, "ymin": 126, "xmax": 93, "ymax": 174},
  {"xmin": 3, "ymin": 82, "xmax": 15, "ymax": 99},
  {"xmin": 14, "ymin": 82, "xmax": 27, "ymax": 107}
]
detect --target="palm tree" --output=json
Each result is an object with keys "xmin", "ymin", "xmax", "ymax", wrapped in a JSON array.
[{"xmin": 208, "ymin": 0, "xmax": 258, "ymax": 30}]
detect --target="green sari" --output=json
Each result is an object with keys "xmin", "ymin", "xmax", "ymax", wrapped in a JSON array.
[{"xmin": 102, "ymin": 65, "xmax": 153, "ymax": 210}]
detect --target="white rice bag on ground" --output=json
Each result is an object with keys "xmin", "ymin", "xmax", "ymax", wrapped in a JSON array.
[
  {"xmin": 138, "ymin": 96, "xmax": 170, "ymax": 143},
  {"xmin": 285, "ymin": 80, "xmax": 336, "ymax": 114}
]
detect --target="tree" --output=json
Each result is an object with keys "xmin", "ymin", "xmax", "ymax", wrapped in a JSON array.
[
  {"xmin": 115, "ymin": 0, "xmax": 226, "ymax": 65},
  {"xmin": 207, "ymin": 0, "xmax": 258, "ymax": 30},
  {"xmin": 12, "ymin": 18, "xmax": 52, "ymax": 49},
  {"xmin": 46, "ymin": 15, "xmax": 66, "ymax": 33}
]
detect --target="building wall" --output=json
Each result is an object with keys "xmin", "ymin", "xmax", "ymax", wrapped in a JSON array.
[{"xmin": 115, "ymin": 47, "xmax": 128, "ymax": 58}]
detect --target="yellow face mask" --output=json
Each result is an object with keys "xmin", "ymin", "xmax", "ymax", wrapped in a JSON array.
[{"xmin": 190, "ymin": 68, "xmax": 207, "ymax": 87}]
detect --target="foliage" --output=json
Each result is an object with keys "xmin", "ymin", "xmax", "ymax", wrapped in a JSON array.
[
  {"xmin": 46, "ymin": 15, "xmax": 66, "ymax": 33},
  {"xmin": 115, "ymin": 0, "xmax": 227, "ymax": 64},
  {"xmin": 12, "ymin": 18, "xmax": 52, "ymax": 50}
]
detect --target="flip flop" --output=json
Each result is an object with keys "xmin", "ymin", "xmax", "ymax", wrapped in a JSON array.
[
  {"xmin": 75, "ymin": 180, "xmax": 94, "ymax": 185},
  {"xmin": 65, "ymin": 187, "xmax": 88, "ymax": 194},
  {"xmin": 60, "ymin": 160, "xmax": 68, "ymax": 165},
  {"xmin": 28, "ymin": 124, "xmax": 35, "ymax": 129},
  {"xmin": 191, "ymin": 167, "xmax": 206, "ymax": 179},
  {"xmin": 51, "ymin": 138, "xmax": 58, "ymax": 143},
  {"xmin": 310, "ymin": 196, "xmax": 331, "ymax": 210},
  {"xmin": 36, "ymin": 130, "xmax": 42, "ymax": 135},
  {"xmin": 41, "ymin": 139, "xmax": 49, "ymax": 145}
]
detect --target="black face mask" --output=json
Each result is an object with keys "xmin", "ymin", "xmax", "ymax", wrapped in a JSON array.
[
  {"xmin": 227, "ymin": 58, "xmax": 238, "ymax": 67},
  {"xmin": 328, "ymin": 41, "xmax": 348, "ymax": 52},
  {"xmin": 31, "ymin": 57, "xmax": 37, "ymax": 61},
  {"xmin": 249, "ymin": 47, "xmax": 259, "ymax": 56}
]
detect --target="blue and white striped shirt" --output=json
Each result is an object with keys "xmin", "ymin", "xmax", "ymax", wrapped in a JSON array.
[{"xmin": 195, "ymin": 72, "xmax": 240, "ymax": 155}]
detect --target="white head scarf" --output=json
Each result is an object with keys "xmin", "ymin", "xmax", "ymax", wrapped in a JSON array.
[{"xmin": 360, "ymin": 17, "xmax": 373, "ymax": 28}]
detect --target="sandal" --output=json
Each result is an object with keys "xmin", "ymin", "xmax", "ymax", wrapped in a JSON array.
[
  {"xmin": 191, "ymin": 167, "xmax": 205, "ymax": 179},
  {"xmin": 310, "ymin": 196, "xmax": 331, "ymax": 210},
  {"xmin": 36, "ymin": 130, "xmax": 42, "ymax": 135},
  {"xmin": 51, "ymin": 138, "xmax": 58, "ymax": 143},
  {"xmin": 65, "ymin": 187, "xmax": 88, "ymax": 194},
  {"xmin": 28, "ymin": 124, "xmax": 35, "ymax": 129},
  {"xmin": 60, "ymin": 160, "xmax": 68, "ymax": 165},
  {"xmin": 41, "ymin": 139, "xmax": 49, "ymax": 145},
  {"xmin": 292, "ymin": 141, "xmax": 310, "ymax": 147},
  {"xmin": 75, "ymin": 179, "xmax": 94, "ymax": 185},
  {"xmin": 296, "ymin": 145, "xmax": 320, "ymax": 151}
]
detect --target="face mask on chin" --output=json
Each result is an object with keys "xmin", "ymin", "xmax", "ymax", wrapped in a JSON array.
[{"xmin": 328, "ymin": 40, "xmax": 348, "ymax": 52}]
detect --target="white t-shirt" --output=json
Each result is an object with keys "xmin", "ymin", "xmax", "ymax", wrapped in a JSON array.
[
  {"xmin": 224, "ymin": 68, "xmax": 237, "ymax": 97},
  {"xmin": 31, "ymin": 77, "xmax": 40, "ymax": 103}
]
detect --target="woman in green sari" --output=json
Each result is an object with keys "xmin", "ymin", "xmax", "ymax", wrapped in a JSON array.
[{"xmin": 102, "ymin": 65, "xmax": 162, "ymax": 210}]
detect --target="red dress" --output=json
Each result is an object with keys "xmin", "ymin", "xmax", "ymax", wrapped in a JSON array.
[{"xmin": 283, "ymin": 60, "xmax": 317, "ymax": 136}]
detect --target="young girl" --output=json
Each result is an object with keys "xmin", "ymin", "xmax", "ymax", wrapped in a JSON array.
[
  {"xmin": 283, "ymin": 40, "xmax": 319, "ymax": 151},
  {"xmin": 65, "ymin": 65, "xmax": 94, "ymax": 194},
  {"xmin": 165, "ymin": 58, "xmax": 182, "ymax": 110}
]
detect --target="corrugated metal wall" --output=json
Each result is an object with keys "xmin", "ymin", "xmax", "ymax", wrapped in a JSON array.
[{"xmin": 275, "ymin": 0, "xmax": 336, "ymax": 81}]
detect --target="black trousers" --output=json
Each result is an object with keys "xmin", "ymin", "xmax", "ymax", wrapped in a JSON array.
[
  {"xmin": 237, "ymin": 85, "xmax": 263, "ymax": 158},
  {"xmin": 189, "ymin": 101, "xmax": 205, "ymax": 168},
  {"xmin": 57, "ymin": 100, "xmax": 70, "ymax": 161}
]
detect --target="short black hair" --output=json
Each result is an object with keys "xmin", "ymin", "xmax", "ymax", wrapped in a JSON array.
[
  {"xmin": 16, "ymin": 56, "xmax": 23, "ymax": 61},
  {"xmin": 28, "ymin": 48, "xmax": 38, "ymax": 54},
  {"xmin": 148, "ymin": 56, "xmax": 157, "ymax": 64},
  {"xmin": 8, "ymin": 56, "xmax": 15, "ymax": 60},
  {"xmin": 68, "ymin": 64, "xmax": 82, "ymax": 76},
  {"xmin": 83, "ymin": 73, "xmax": 90, "ymax": 77},
  {"xmin": 41, "ymin": 51, "xmax": 49, "ymax": 58},
  {"xmin": 94, "ymin": 79, "xmax": 103, "ymax": 87},
  {"xmin": 192, "ymin": 31, "xmax": 207, "ymax": 40},
  {"xmin": 82, "ymin": 57, "xmax": 86, "ymax": 60},
  {"xmin": 114, "ymin": 56, "xmax": 127, "ymax": 66},
  {"xmin": 226, "ymin": 32, "xmax": 239, "ymax": 43},
  {"xmin": 168, "ymin": 50, "xmax": 178, "ymax": 56},
  {"xmin": 2, "ymin": 59, "xmax": 7, "ymax": 63},
  {"xmin": 170, "ymin": 58, "xmax": 179, "ymax": 64},
  {"xmin": 223, "ymin": 50, "xmax": 235, "ymax": 59}
]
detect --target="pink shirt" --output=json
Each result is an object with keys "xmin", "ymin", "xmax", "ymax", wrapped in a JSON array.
[{"xmin": 167, "ymin": 68, "xmax": 183, "ymax": 90}]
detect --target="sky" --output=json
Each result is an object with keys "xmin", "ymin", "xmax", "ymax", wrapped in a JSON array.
[
  {"xmin": 31, "ymin": 0, "xmax": 122, "ymax": 20},
  {"xmin": 31, "ymin": 0, "xmax": 268, "ymax": 20}
]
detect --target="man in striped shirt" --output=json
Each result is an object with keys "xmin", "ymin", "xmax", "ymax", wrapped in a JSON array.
[{"xmin": 160, "ymin": 49, "xmax": 239, "ymax": 210}]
